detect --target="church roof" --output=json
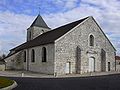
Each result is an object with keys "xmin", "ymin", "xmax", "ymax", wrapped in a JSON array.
[
  {"xmin": 10, "ymin": 17, "xmax": 88, "ymax": 53},
  {"xmin": 30, "ymin": 14, "xmax": 50, "ymax": 29}
]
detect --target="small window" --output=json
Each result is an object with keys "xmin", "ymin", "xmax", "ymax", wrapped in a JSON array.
[
  {"xmin": 24, "ymin": 51, "xmax": 26, "ymax": 62},
  {"xmin": 31, "ymin": 49, "xmax": 35, "ymax": 62},
  {"xmin": 29, "ymin": 31, "xmax": 31, "ymax": 40},
  {"xmin": 89, "ymin": 35, "xmax": 94, "ymax": 46},
  {"xmin": 108, "ymin": 62, "xmax": 110, "ymax": 71},
  {"xmin": 42, "ymin": 29, "xmax": 44, "ymax": 33},
  {"xmin": 42, "ymin": 47, "xmax": 47, "ymax": 62}
]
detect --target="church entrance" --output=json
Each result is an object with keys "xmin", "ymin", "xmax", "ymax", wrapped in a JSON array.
[
  {"xmin": 65, "ymin": 62, "xmax": 71, "ymax": 74},
  {"xmin": 88, "ymin": 57, "xmax": 95, "ymax": 72},
  {"xmin": 108, "ymin": 62, "xmax": 111, "ymax": 71}
]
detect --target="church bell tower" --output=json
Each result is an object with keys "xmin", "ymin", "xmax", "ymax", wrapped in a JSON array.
[{"xmin": 27, "ymin": 14, "xmax": 51, "ymax": 41}]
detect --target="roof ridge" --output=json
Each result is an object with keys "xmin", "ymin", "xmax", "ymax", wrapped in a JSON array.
[{"xmin": 52, "ymin": 16, "xmax": 89, "ymax": 30}]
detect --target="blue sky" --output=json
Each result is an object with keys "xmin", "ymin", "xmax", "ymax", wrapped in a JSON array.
[{"xmin": 0, "ymin": 0, "xmax": 120, "ymax": 55}]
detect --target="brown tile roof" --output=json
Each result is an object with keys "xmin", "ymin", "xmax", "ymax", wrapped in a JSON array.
[
  {"xmin": 10, "ymin": 17, "xmax": 88, "ymax": 53},
  {"xmin": 115, "ymin": 56, "xmax": 120, "ymax": 60}
]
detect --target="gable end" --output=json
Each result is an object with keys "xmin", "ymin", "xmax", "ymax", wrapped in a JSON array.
[{"xmin": 91, "ymin": 17, "xmax": 116, "ymax": 51}]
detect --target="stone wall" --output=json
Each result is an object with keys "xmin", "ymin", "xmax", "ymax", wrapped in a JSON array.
[
  {"xmin": 0, "ymin": 64, "xmax": 5, "ymax": 71},
  {"xmin": 5, "ymin": 51, "xmax": 24, "ymax": 70},
  {"xmin": 116, "ymin": 60, "xmax": 120, "ymax": 71},
  {"xmin": 54, "ymin": 16, "xmax": 116, "ymax": 75},
  {"xmin": 26, "ymin": 44, "xmax": 55, "ymax": 74},
  {"xmin": 5, "ymin": 44, "xmax": 55, "ymax": 74},
  {"xmin": 27, "ymin": 26, "xmax": 51, "ymax": 41}
]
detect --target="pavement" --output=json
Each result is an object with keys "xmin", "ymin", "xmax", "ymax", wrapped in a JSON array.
[
  {"xmin": 0, "ymin": 70, "xmax": 54, "ymax": 78},
  {"xmin": 0, "ymin": 70, "xmax": 120, "ymax": 78}
]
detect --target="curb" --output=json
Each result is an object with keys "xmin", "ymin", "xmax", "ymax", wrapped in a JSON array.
[{"xmin": 0, "ymin": 81, "xmax": 17, "ymax": 90}]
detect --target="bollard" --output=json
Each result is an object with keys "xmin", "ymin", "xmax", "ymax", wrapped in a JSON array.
[
  {"xmin": 54, "ymin": 72, "xmax": 57, "ymax": 77},
  {"xmin": 21, "ymin": 73, "xmax": 24, "ymax": 77}
]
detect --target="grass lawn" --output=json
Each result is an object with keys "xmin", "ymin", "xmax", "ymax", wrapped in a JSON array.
[{"xmin": 0, "ymin": 77, "xmax": 14, "ymax": 88}]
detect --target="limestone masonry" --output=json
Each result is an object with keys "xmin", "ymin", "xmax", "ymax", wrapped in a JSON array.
[{"xmin": 4, "ymin": 15, "xmax": 116, "ymax": 76}]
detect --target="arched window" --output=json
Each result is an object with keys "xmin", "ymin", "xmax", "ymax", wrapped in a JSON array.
[
  {"xmin": 31, "ymin": 49, "xmax": 35, "ymax": 62},
  {"xmin": 24, "ymin": 51, "xmax": 26, "ymax": 62},
  {"xmin": 42, "ymin": 47, "xmax": 47, "ymax": 62},
  {"xmin": 29, "ymin": 31, "xmax": 31, "ymax": 40},
  {"xmin": 42, "ymin": 29, "xmax": 44, "ymax": 33},
  {"xmin": 89, "ymin": 35, "xmax": 94, "ymax": 46}
]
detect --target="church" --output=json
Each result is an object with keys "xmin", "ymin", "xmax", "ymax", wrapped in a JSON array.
[{"xmin": 4, "ymin": 15, "xmax": 116, "ymax": 75}]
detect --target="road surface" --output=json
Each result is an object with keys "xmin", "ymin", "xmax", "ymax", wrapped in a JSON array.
[{"xmin": 8, "ymin": 74, "xmax": 120, "ymax": 90}]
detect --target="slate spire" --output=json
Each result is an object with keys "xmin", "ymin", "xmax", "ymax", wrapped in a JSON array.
[{"xmin": 30, "ymin": 14, "xmax": 50, "ymax": 29}]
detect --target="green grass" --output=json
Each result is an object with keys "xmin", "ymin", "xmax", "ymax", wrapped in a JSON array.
[{"xmin": 0, "ymin": 77, "xmax": 14, "ymax": 88}]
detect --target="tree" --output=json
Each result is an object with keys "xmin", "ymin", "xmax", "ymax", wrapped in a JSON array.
[
  {"xmin": 0, "ymin": 54, "xmax": 6, "ymax": 60},
  {"xmin": 2, "ymin": 54, "xmax": 6, "ymax": 59}
]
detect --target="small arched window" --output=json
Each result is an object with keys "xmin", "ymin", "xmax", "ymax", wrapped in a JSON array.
[
  {"xmin": 42, "ymin": 29, "xmax": 44, "ymax": 33},
  {"xmin": 89, "ymin": 35, "xmax": 94, "ymax": 46},
  {"xmin": 42, "ymin": 47, "xmax": 47, "ymax": 62},
  {"xmin": 24, "ymin": 51, "xmax": 26, "ymax": 62},
  {"xmin": 31, "ymin": 49, "xmax": 35, "ymax": 62},
  {"xmin": 29, "ymin": 31, "xmax": 31, "ymax": 40}
]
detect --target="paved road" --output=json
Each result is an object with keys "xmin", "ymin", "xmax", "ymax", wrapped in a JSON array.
[{"xmin": 8, "ymin": 74, "xmax": 120, "ymax": 90}]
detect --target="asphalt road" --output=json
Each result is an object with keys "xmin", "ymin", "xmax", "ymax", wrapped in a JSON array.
[{"xmin": 8, "ymin": 74, "xmax": 120, "ymax": 90}]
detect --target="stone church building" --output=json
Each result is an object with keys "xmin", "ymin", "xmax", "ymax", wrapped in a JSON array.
[{"xmin": 5, "ymin": 15, "xmax": 116, "ymax": 75}]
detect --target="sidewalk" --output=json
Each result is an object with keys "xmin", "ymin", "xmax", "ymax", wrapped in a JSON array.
[
  {"xmin": 59, "ymin": 71, "xmax": 120, "ymax": 78},
  {"xmin": 0, "ymin": 70, "xmax": 54, "ymax": 78},
  {"xmin": 0, "ymin": 70, "xmax": 120, "ymax": 78}
]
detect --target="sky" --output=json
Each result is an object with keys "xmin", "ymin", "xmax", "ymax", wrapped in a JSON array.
[{"xmin": 0, "ymin": 0, "xmax": 120, "ymax": 55}]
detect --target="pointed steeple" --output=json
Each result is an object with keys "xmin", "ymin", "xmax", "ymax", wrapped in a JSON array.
[
  {"xmin": 30, "ymin": 14, "xmax": 50, "ymax": 29},
  {"xmin": 27, "ymin": 14, "xmax": 51, "ymax": 41}
]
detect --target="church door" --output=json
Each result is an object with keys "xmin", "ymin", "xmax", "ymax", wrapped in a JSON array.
[
  {"xmin": 108, "ymin": 62, "xmax": 111, "ymax": 71},
  {"xmin": 89, "ymin": 57, "xmax": 95, "ymax": 72},
  {"xmin": 65, "ymin": 62, "xmax": 71, "ymax": 74}
]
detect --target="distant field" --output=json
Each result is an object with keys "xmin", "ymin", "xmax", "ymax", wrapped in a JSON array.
[{"xmin": 0, "ymin": 77, "xmax": 14, "ymax": 88}]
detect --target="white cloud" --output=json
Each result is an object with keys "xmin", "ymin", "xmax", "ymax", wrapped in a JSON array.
[
  {"xmin": 52, "ymin": 0, "xmax": 65, "ymax": 6},
  {"xmin": 0, "ymin": 41, "xmax": 2, "ymax": 51},
  {"xmin": 65, "ymin": 0, "xmax": 78, "ymax": 9},
  {"xmin": 0, "ymin": 11, "xmax": 35, "ymax": 54},
  {"xmin": 52, "ymin": 0, "xmax": 79, "ymax": 10},
  {"xmin": 44, "ymin": 0, "xmax": 120, "ymax": 55},
  {"xmin": 0, "ymin": 0, "xmax": 120, "ymax": 56}
]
